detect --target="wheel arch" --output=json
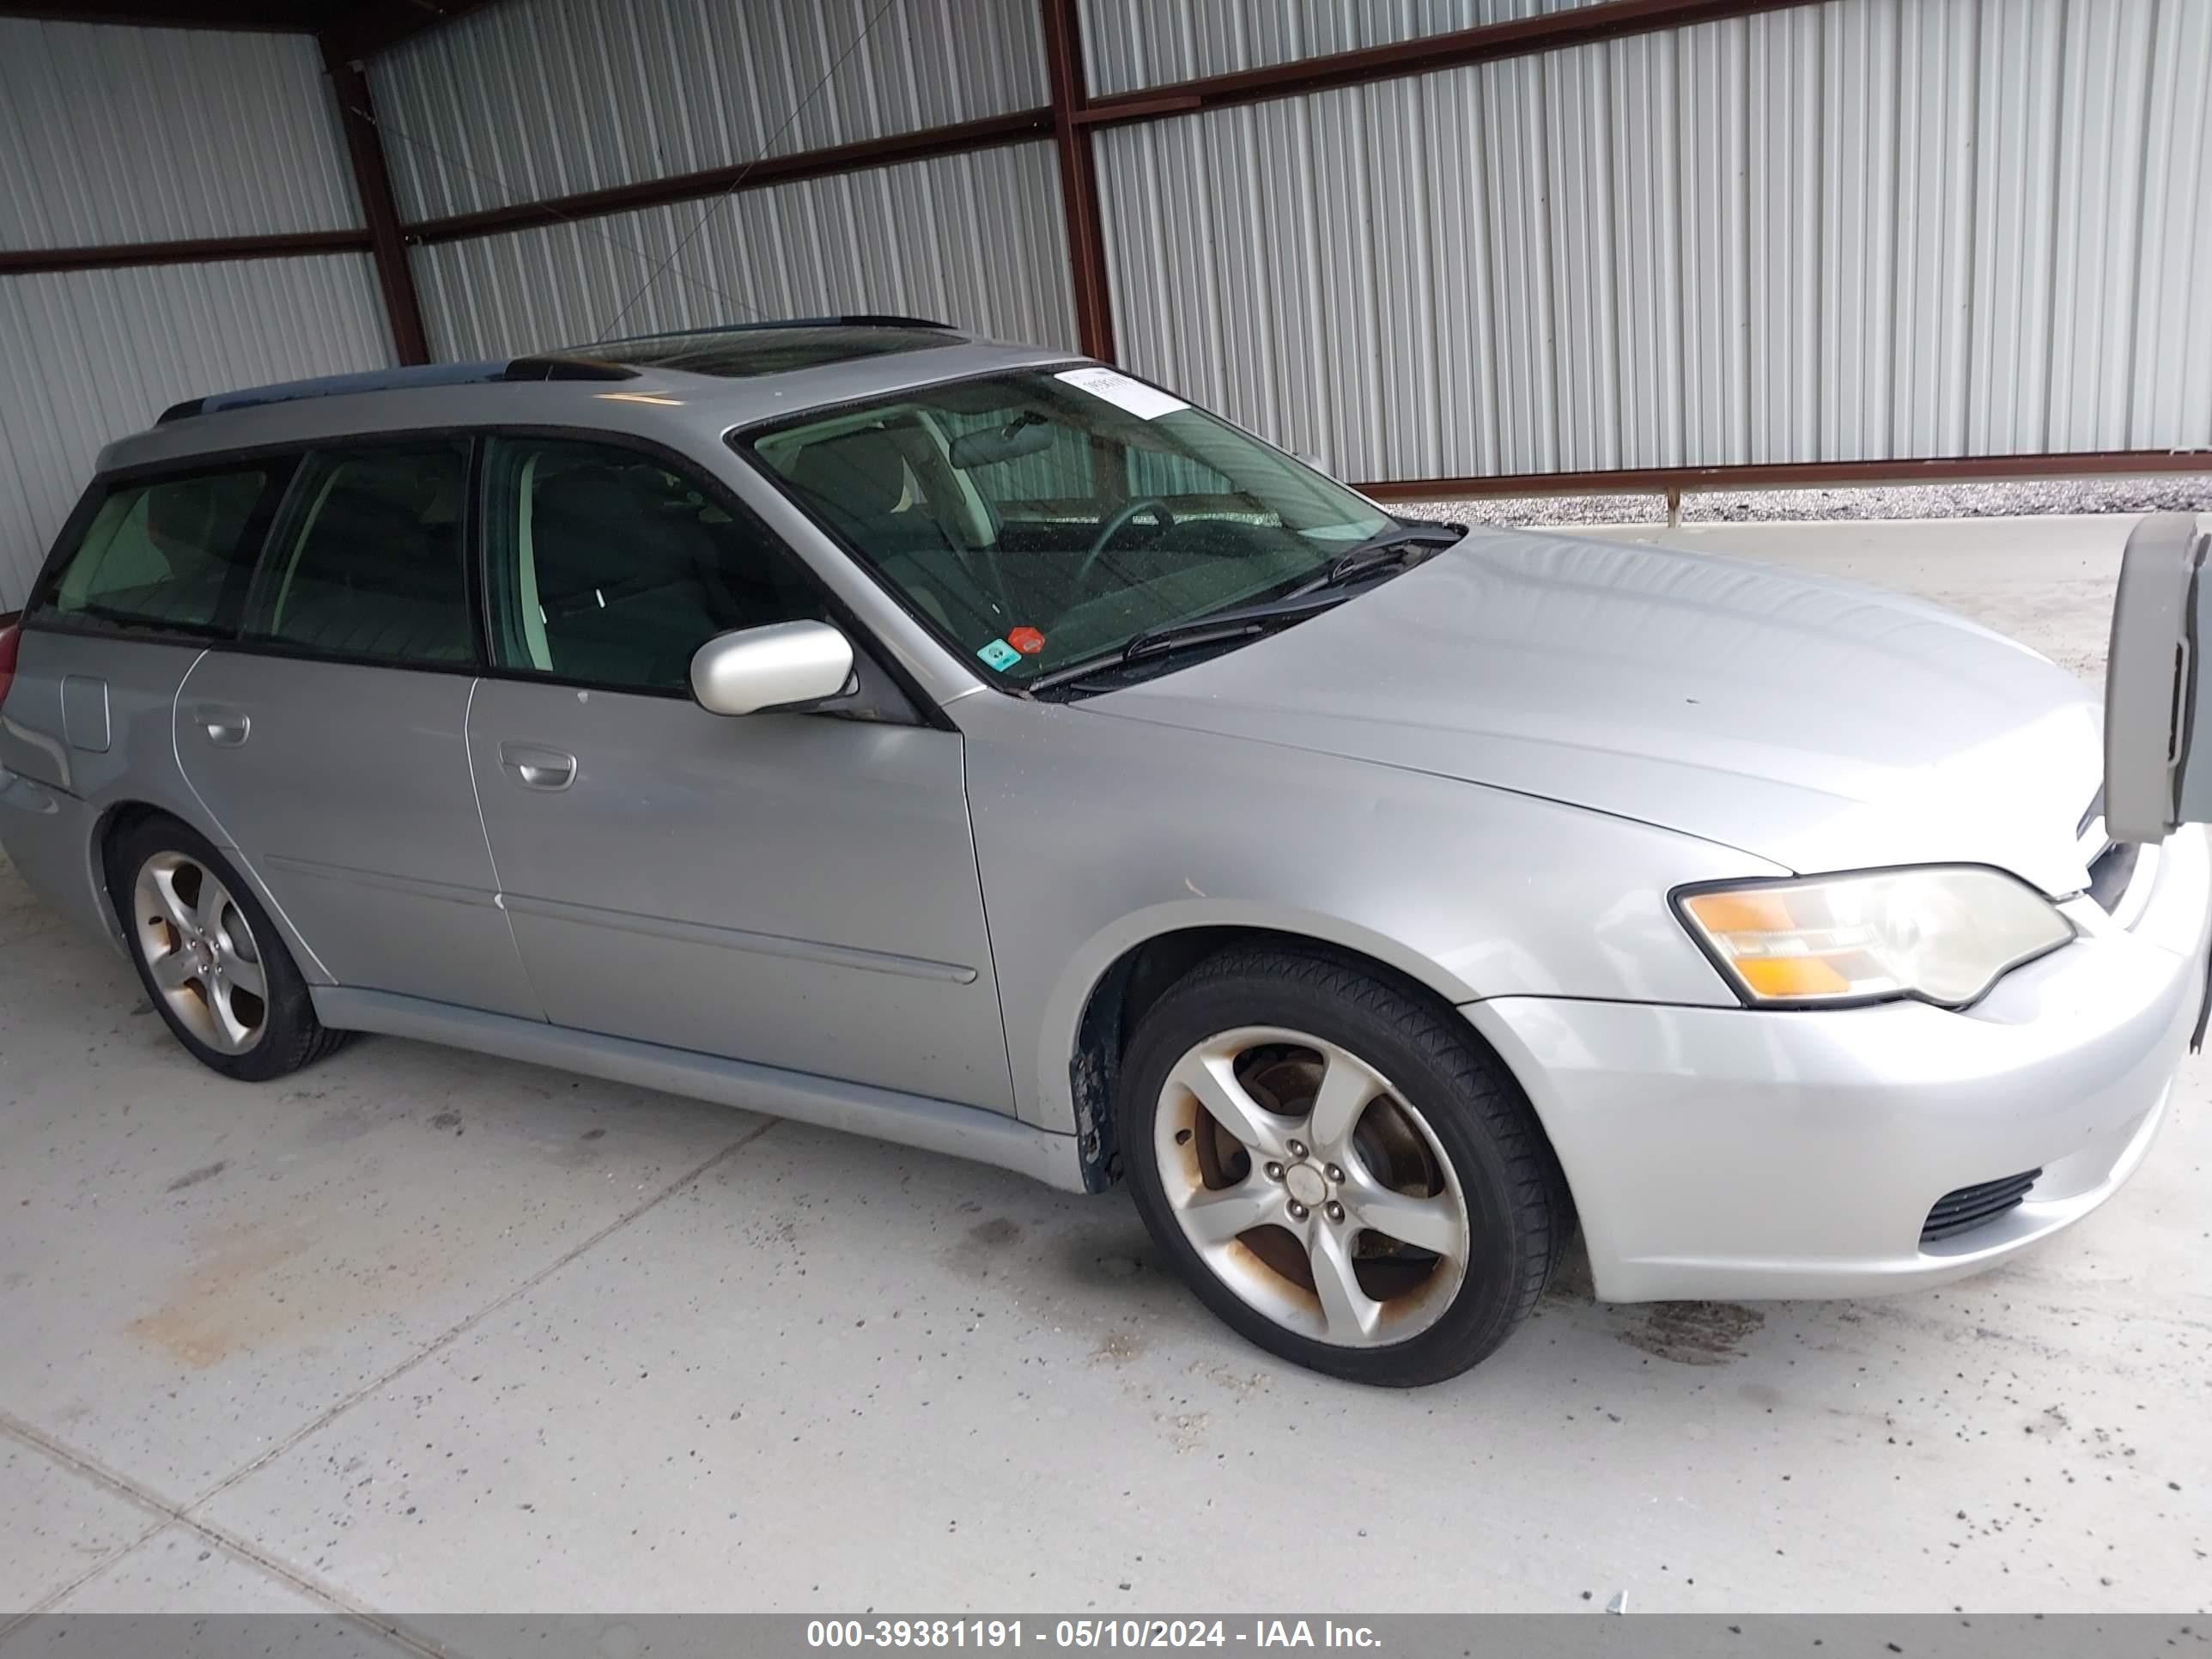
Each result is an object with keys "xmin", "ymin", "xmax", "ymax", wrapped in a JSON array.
[
  {"xmin": 1053, "ymin": 906, "xmax": 1537, "ymax": 1194},
  {"xmin": 88, "ymin": 797, "xmax": 331, "ymax": 983},
  {"xmin": 87, "ymin": 799, "xmax": 172, "ymax": 944}
]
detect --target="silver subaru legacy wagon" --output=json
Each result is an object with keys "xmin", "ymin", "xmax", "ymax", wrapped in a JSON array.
[{"xmin": 3, "ymin": 318, "xmax": 2203, "ymax": 1386}]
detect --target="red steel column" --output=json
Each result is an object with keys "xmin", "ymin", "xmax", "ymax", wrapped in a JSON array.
[
  {"xmin": 1039, "ymin": 0, "xmax": 1116, "ymax": 363},
  {"xmin": 320, "ymin": 37, "xmax": 432, "ymax": 365}
]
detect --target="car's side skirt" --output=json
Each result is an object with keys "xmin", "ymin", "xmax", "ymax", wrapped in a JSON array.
[{"xmin": 312, "ymin": 987, "xmax": 1089, "ymax": 1194}]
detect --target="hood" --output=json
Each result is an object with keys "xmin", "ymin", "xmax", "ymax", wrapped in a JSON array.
[{"xmin": 1092, "ymin": 529, "xmax": 2104, "ymax": 896}]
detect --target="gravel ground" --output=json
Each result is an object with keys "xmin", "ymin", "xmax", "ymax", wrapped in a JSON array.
[{"xmin": 1395, "ymin": 472, "xmax": 2212, "ymax": 527}]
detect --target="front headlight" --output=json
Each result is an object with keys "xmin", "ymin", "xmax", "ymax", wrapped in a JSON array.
[{"xmin": 1675, "ymin": 866, "xmax": 2075, "ymax": 1008}]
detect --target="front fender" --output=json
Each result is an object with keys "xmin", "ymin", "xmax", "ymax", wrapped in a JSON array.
[
  {"xmin": 957, "ymin": 696, "xmax": 1782, "ymax": 1134},
  {"xmin": 1032, "ymin": 896, "xmax": 1491, "ymax": 1149}
]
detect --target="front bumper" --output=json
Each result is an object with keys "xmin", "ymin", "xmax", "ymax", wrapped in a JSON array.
[{"xmin": 1466, "ymin": 827, "xmax": 2211, "ymax": 1304}]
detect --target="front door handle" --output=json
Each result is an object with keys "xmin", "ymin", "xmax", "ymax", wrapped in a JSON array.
[
  {"xmin": 500, "ymin": 741, "xmax": 578, "ymax": 792},
  {"xmin": 194, "ymin": 704, "xmax": 251, "ymax": 747}
]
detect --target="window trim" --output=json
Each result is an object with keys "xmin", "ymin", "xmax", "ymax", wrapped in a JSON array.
[
  {"xmin": 236, "ymin": 432, "xmax": 484, "ymax": 672},
  {"xmin": 731, "ymin": 362, "xmax": 1089, "ymax": 700},
  {"xmin": 22, "ymin": 422, "xmax": 945, "ymax": 729},
  {"xmin": 476, "ymin": 430, "xmax": 794, "ymax": 695},
  {"xmin": 462, "ymin": 434, "xmax": 494, "ymax": 668},
  {"xmin": 728, "ymin": 360, "xmax": 1358, "ymax": 702},
  {"xmin": 465, "ymin": 425, "xmax": 939, "ymax": 724},
  {"xmin": 22, "ymin": 453, "xmax": 302, "ymax": 647}
]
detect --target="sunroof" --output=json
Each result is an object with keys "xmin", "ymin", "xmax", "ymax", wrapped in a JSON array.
[{"xmin": 590, "ymin": 322, "xmax": 960, "ymax": 379}]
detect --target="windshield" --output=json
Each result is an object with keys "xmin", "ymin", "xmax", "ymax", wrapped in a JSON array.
[{"xmin": 740, "ymin": 367, "xmax": 1399, "ymax": 684}]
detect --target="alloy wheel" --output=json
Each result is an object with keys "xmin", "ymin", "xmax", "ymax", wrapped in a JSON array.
[
  {"xmin": 1151, "ymin": 1025, "xmax": 1471, "ymax": 1346},
  {"xmin": 131, "ymin": 851, "xmax": 268, "ymax": 1056}
]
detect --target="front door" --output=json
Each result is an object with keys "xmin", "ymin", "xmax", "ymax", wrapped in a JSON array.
[
  {"xmin": 175, "ymin": 439, "xmax": 538, "ymax": 1018},
  {"xmin": 464, "ymin": 434, "xmax": 1012, "ymax": 1112}
]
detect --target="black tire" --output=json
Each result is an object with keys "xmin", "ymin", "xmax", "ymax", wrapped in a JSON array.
[
  {"xmin": 106, "ymin": 813, "xmax": 345, "ymax": 1083},
  {"xmin": 1118, "ymin": 945, "xmax": 1568, "ymax": 1387}
]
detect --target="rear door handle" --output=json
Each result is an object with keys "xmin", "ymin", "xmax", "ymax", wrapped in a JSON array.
[
  {"xmin": 499, "ymin": 741, "xmax": 578, "ymax": 792},
  {"xmin": 194, "ymin": 704, "xmax": 251, "ymax": 747}
]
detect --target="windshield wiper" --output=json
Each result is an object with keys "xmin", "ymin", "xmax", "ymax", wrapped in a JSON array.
[
  {"xmin": 1295, "ymin": 520, "xmax": 1467, "ymax": 596},
  {"xmin": 1025, "ymin": 589, "xmax": 1352, "ymax": 693},
  {"xmin": 1024, "ymin": 520, "xmax": 1467, "ymax": 696}
]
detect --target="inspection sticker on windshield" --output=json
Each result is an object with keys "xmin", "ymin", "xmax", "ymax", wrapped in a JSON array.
[
  {"xmin": 976, "ymin": 638, "xmax": 1023, "ymax": 671},
  {"xmin": 1055, "ymin": 366, "xmax": 1188, "ymax": 421}
]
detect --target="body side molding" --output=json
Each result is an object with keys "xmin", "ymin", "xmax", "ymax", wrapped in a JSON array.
[{"xmin": 313, "ymin": 987, "xmax": 1085, "ymax": 1191}]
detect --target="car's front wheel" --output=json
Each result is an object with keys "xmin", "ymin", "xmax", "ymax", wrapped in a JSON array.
[
  {"xmin": 1119, "ymin": 945, "xmax": 1569, "ymax": 1387},
  {"xmin": 107, "ymin": 814, "xmax": 344, "ymax": 1083}
]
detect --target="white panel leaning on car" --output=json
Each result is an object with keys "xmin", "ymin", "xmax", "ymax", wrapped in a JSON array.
[{"xmin": 2107, "ymin": 514, "xmax": 2212, "ymax": 844}]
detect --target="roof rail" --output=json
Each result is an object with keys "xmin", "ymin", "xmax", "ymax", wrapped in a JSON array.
[
  {"xmin": 155, "ymin": 354, "xmax": 636, "ymax": 425},
  {"xmin": 152, "ymin": 318, "xmax": 952, "ymax": 425}
]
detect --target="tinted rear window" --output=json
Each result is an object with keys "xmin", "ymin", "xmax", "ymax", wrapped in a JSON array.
[
  {"xmin": 245, "ymin": 442, "xmax": 474, "ymax": 665},
  {"xmin": 33, "ymin": 464, "xmax": 290, "ymax": 638}
]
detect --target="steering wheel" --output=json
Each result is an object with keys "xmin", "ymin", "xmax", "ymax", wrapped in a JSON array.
[{"xmin": 1076, "ymin": 497, "xmax": 1175, "ymax": 585}]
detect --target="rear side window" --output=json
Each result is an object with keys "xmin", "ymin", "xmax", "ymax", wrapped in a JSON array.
[
  {"xmin": 244, "ymin": 441, "xmax": 475, "ymax": 666},
  {"xmin": 34, "ymin": 464, "xmax": 289, "ymax": 637}
]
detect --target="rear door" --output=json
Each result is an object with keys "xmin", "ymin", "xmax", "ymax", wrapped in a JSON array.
[
  {"xmin": 174, "ymin": 438, "xmax": 538, "ymax": 1018},
  {"xmin": 1, "ymin": 460, "xmax": 289, "ymax": 922},
  {"xmin": 2, "ymin": 458, "xmax": 287, "ymax": 799},
  {"xmin": 465, "ymin": 434, "xmax": 1012, "ymax": 1110}
]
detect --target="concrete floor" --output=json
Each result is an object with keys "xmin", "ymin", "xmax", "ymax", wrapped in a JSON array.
[{"xmin": 1, "ymin": 514, "xmax": 2206, "ymax": 1627}]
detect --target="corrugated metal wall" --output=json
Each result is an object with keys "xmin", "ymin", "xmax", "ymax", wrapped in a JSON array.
[
  {"xmin": 0, "ymin": 258, "xmax": 394, "ymax": 609},
  {"xmin": 380, "ymin": 0, "xmax": 1073, "ymax": 367},
  {"xmin": 8, "ymin": 0, "xmax": 2207, "ymax": 615},
  {"xmin": 1095, "ymin": 0, "xmax": 2212, "ymax": 483},
  {"xmin": 0, "ymin": 20, "xmax": 359, "ymax": 250},
  {"xmin": 411, "ymin": 142, "xmax": 1078, "ymax": 360},
  {"xmin": 1080, "ymin": 0, "xmax": 1605, "ymax": 99},
  {"xmin": 0, "ymin": 21, "xmax": 386, "ymax": 611},
  {"xmin": 370, "ymin": 0, "xmax": 1049, "ymax": 222}
]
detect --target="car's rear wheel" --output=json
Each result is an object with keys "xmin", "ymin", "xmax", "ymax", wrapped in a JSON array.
[
  {"xmin": 1119, "ymin": 945, "xmax": 1567, "ymax": 1386},
  {"xmin": 107, "ymin": 815, "xmax": 343, "ymax": 1082}
]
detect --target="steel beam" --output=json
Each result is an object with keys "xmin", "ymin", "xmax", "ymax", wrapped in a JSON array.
[
  {"xmin": 1038, "ymin": 0, "xmax": 1116, "ymax": 362},
  {"xmin": 320, "ymin": 34, "xmax": 432, "ymax": 364},
  {"xmin": 1353, "ymin": 452, "xmax": 2212, "ymax": 502},
  {"xmin": 401, "ymin": 109, "xmax": 1055, "ymax": 247},
  {"xmin": 0, "ymin": 228, "xmax": 371, "ymax": 276},
  {"xmin": 1076, "ymin": 0, "xmax": 1826, "ymax": 130}
]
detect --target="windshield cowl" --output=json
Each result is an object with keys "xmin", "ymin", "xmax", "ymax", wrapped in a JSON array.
[
  {"xmin": 1030, "ymin": 523, "xmax": 1468, "ymax": 696},
  {"xmin": 1025, "ymin": 587, "xmax": 1356, "ymax": 696}
]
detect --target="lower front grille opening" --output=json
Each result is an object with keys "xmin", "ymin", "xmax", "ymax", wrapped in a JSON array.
[{"xmin": 1922, "ymin": 1169, "xmax": 2042, "ymax": 1244}]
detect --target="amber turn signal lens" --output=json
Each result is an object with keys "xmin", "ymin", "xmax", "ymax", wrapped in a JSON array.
[
  {"xmin": 1677, "ymin": 867, "xmax": 2074, "ymax": 1008},
  {"xmin": 1736, "ymin": 956, "xmax": 1852, "ymax": 998}
]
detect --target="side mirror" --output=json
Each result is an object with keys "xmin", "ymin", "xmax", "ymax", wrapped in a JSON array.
[
  {"xmin": 2106, "ymin": 513, "xmax": 2212, "ymax": 842},
  {"xmin": 690, "ymin": 621, "xmax": 855, "ymax": 717}
]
